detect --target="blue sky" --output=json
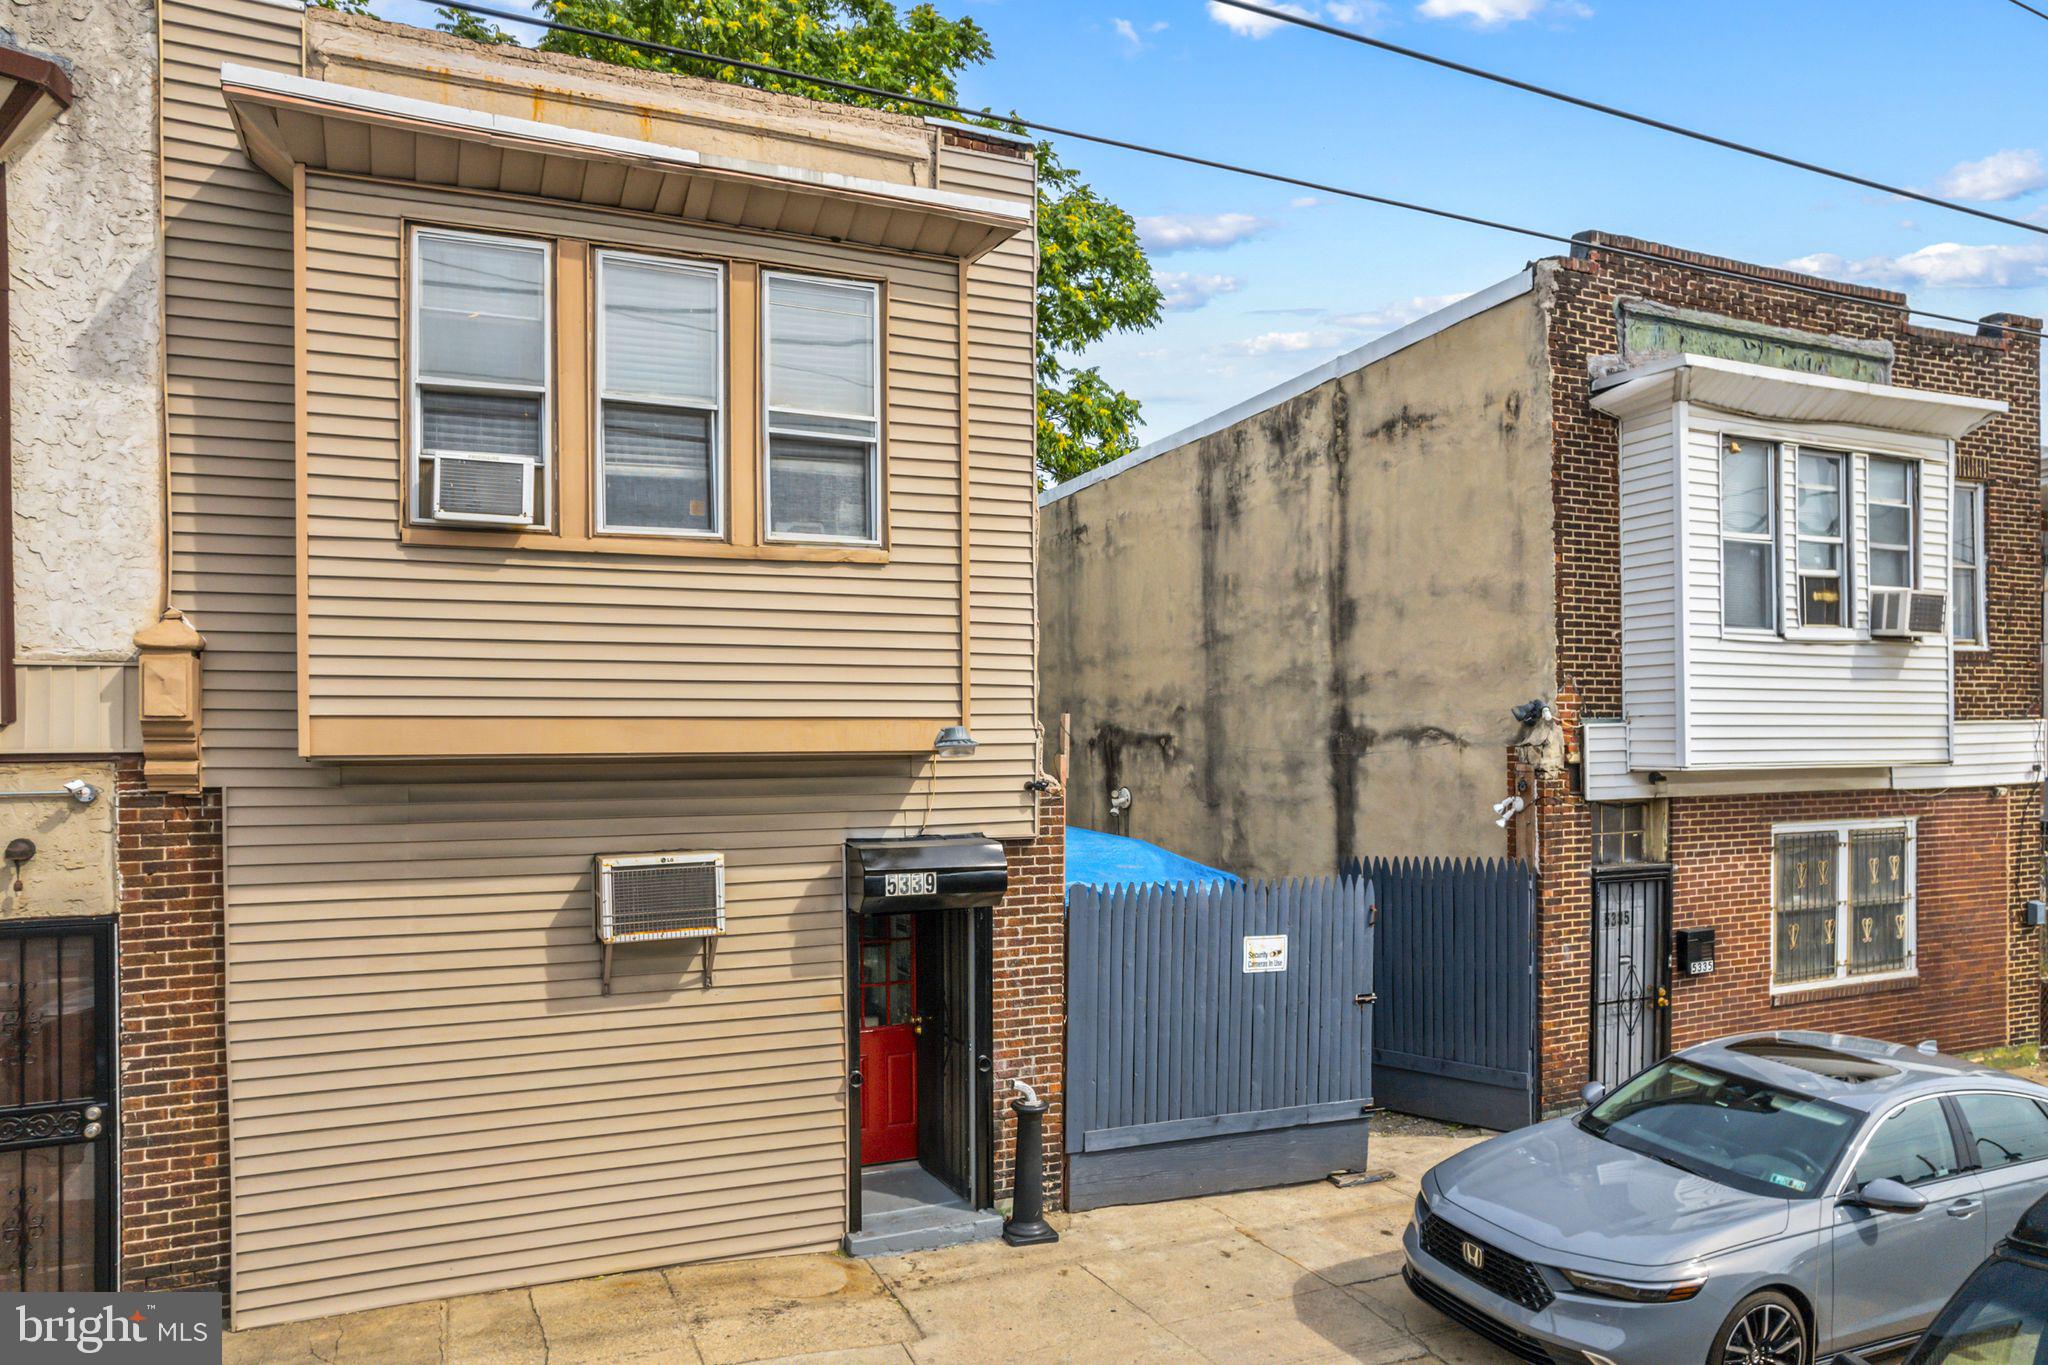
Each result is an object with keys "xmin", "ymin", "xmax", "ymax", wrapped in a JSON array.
[{"xmin": 373, "ymin": 0, "xmax": 2048, "ymax": 445}]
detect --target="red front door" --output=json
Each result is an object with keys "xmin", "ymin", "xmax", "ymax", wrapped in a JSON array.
[{"xmin": 858, "ymin": 914, "xmax": 919, "ymax": 1165}]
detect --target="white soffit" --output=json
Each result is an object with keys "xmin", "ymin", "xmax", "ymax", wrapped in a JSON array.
[
  {"xmin": 218, "ymin": 63, "xmax": 1029, "ymax": 261},
  {"xmin": 1589, "ymin": 353, "xmax": 2007, "ymax": 441}
]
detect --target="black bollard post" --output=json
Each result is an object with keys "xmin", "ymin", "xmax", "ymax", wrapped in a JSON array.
[{"xmin": 1003, "ymin": 1081, "xmax": 1058, "ymax": 1246}]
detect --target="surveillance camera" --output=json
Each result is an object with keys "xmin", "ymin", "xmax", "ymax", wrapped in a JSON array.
[
  {"xmin": 1510, "ymin": 698, "xmax": 1552, "ymax": 727},
  {"xmin": 62, "ymin": 779, "xmax": 98, "ymax": 806}
]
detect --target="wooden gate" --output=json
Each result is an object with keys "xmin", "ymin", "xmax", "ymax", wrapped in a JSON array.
[
  {"xmin": 1065, "ymin": 878, "xmax": 1374, "ymax": 1210},
  {"xmin": 1349, "ymin": 857, "xmax": 1539, "ymax": 1131},
  {"xmin": 0, "ymin": 918, "xmax": 115, "ymax": 1291}
]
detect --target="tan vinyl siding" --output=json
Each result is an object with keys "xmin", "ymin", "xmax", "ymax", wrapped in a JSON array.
[
  {"xmin": 165, "ymin": 5, "xmax": 1038, "ymax": 1328},
  {"xmin": 0, "ymin": 664, "xmax": 141, "ymax": 754}
]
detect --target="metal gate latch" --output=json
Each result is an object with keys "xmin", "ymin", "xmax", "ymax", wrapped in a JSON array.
[{"xmin": 1354, "ymin": 993, "xmax": 1377, "ymax": 1006}]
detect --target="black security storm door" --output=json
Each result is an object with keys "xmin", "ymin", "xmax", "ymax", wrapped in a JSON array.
[{"xmin": 0, "ymin": 919, "xmax": 115, "ymax": 1291}]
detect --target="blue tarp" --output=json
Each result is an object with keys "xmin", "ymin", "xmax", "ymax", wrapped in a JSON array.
[{"xmin": 1064, "ymin": 826, "xmax": 1240, "ymax": 890}]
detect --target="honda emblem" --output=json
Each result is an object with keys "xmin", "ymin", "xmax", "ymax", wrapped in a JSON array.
[{"xmin": 1461, "ymin": 1241, "xmax": 1485, "ymax": 1271}]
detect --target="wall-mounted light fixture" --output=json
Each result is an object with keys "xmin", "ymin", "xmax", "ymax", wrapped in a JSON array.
[
  {"xmin": 934, "ymin": 725, "xmax": 978, "ymax": 756},
  {"xmin": 0, "ymin": 778, "xmax": 98, "ymax": 805}
]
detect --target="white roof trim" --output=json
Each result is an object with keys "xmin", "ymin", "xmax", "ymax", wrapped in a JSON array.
[
  {"xmin": 1041, "ymin": 268, "xmax": 1534, "ymax": 507},
  {"xmin": 923, "ymin": 115, "xmax": 1036, "ymax": 148},
  {"xmin": 218, "ymin": 63, "xmax": 1032, "ymax": 227},
  {"xmin": 1589, "ymin": 352, "xmax": 2006, "ymax": 440}
]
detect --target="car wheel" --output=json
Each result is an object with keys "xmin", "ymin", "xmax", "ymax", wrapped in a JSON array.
[{"xmin": 1711, "ymin": 1291, "xmax": 1808, "ymax": 1365}]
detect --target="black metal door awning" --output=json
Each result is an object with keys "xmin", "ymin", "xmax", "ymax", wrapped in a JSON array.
[{"xmin": 845, "ymin": 836, "xmax": 1007, "ymax": 916}]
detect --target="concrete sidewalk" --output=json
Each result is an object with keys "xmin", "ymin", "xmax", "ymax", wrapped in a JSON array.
[{"xmin": 225, "ymin": 1124, "xmax": 1514, "ymax": 1365}]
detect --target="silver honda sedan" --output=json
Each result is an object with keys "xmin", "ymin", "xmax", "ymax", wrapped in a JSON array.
[{"xmin": 1402, "ymin": 1032, "xmax": 2048, "ymax": 1364}]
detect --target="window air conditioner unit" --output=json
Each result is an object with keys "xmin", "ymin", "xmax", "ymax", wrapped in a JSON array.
[
  {"xmin": 1870, "ymin": 589, "xmax": 1947, "ymax": 639},
  {"xmin": 593, "ymin": 852, "xmax": 725, "ymax": 993},
  {"xmin": 429, "ymin": 453, "xmax": 534, "ymax": 525}
]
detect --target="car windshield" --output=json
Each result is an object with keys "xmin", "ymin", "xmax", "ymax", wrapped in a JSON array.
[
  {"xmin": 1579, "ymin": 1058, "xmax": 1859, "ymax": 1199},
  {"xmin": 1912, "ymin": 1260, "xmax": 2048, "ymax": 1365}
]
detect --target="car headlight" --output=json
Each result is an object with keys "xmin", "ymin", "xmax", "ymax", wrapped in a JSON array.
[{"xmin": 1561, "ymin": 1268, "xmax": 1706, "ymax": 1303}]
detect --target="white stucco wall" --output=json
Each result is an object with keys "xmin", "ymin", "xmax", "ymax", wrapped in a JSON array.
[{"xmin": 6, "ymin": 0, "xmax": 162, "ymax": 660}]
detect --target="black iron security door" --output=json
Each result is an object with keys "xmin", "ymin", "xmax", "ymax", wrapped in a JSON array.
[
  {"xmin": 1590, "ymin": 870, "xmax": 1670, "ymax": 1093},
  {"xmin": 0, "ymin": 919, "xmax": 115, "ymax": 1291}
]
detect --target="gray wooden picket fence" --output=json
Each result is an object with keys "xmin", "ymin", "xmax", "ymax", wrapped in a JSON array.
[
  {"xmin": 1343, "ymin": 856, "xmax": 1539, "ymax": 1130},
  {"xmin": 1064, "ymin": 877, "xmax": 1375, "ymax": 1210}
]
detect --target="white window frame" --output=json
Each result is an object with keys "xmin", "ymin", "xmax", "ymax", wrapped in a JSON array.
[
  {"xmin": 1768, "ymin": 817, "xmax": 1918, "ymax": 996},
  {"xmin": 1793, "ymin": 449, "xmax": 1851, "ymax": 631},
  {"xmin": 761, "ymin": 270, "xmax": 884, "ymax": 547},
  {"xmin": 1951, "ymin": 480, "xmax": 1988, "ymax": 650},
  {"xmin": 1866, "ymin": 454, "xmax": 1919, "ymax": 593},
  {"xmin": 1718, "ymin": 435, "xmax": 1779, "ymax": 634},
  {"xmin": 593, "ymin": 249, "xmax": 725, "ymax": 540},
  {"xmin": 408, "ymin": 226, "xmax": 553, "ymax": 529}
]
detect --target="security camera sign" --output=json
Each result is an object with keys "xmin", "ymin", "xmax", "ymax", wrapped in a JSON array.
[{"xmin": 1242, "ymin": 934, "xmax": 1288, "ymax": 973}]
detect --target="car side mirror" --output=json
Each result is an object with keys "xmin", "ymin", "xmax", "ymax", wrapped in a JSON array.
[
  {"xmin": 1847, "ymin": 1178, "xmax": 1928, "ymax": 1215},
  {"xmin": 1579, "ymin": 1081, "xmax": 1607, "ymax": 1109}
]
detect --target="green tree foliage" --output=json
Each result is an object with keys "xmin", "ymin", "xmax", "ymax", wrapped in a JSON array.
[
  {"xmin": 437, "ymin": 7, "xmax": 520, "ymax": 42},
  {"xmin": 307, "ymin": 0, "xmax": 373, "ymax": 13},
  {"xmin": 534, "ymin": 0, "xmax": 1161, "ymax": 482}
]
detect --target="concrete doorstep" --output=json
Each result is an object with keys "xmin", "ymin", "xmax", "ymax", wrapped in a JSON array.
[{"xmin": 225, "ymin": 1127, "xmax": 1511, "ymax": 1365}]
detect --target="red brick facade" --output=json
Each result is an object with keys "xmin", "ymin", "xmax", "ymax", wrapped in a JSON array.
[
  {"xmin": 114, "ymin": 758, "xmax": 230, "ymax": 1292},
  {"xmin": 1536, "ymin": 235, "xmax": 2045, "ymax": 1110},
  {"xmin": 992, "ymin": 784, "xmax": 1066, "ymax": 1208}
]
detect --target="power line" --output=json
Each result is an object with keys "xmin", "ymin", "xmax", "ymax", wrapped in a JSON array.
[
  {"xmin": 435, "ymin": 2, "xmax": 2045, "ymax": 342},
  {"xmin": 2007, "ymin": 0, "xmax": 2048, "ymax": 21},
  {"xmin": 1212, "ymin": 0, "xmax": 2048, "ymax": 241}
]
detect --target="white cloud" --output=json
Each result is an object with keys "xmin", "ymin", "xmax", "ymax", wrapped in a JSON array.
[
  {"xmin": 1113, "ymin": 18, "xmax": 1143, "ymax": 50},
  {"xmin": 1155, "ymin": 271, "xmax": 1244, "ymax": 312},
  {"xmin": 1137, "ymin": 211, "xmax": 1274, "ymax": 252},
  {"xmin": 1325, "ymin": 292, "xmax": 1472, "ymax": 330},
  {"xmin": 1416, "ymin": 0, "xmax": 1586, "ymax": 24},
  {"xmin": 1206, "ymin": 0, "xmax": 1314, "ymax": 37},
  {"xmin": 1324, "ymin": 1, "xmax": 1388, "ymax": 25},
  {"xmin": 1290, "ymin": 195, "xmax": 1325, "ymax": 209},
  {"xmin": 1220, "ymin": 329, "xmax": 1349, "ymax": 357},
  {"xmin": 1932, "ymin": 149, "xmax": 2047, "ymax": 203},
  {"xmin": 1784, "ymin": 242, "xmax": 2048, "ymax": 290},
  {"xmin": 1216, "ymin": 292, "xmax": 1473, "ymax": 359}
]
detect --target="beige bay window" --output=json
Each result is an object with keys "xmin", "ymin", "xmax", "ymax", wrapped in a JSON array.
[
  {"xmin": 595, "ymin": 251, "xmax": 723, "ymax": 538},
  {"xmin": 411, "ymin": 229, "xmax": 551, "ymax": 527},
  {"xmin": 402, "ymin": 225, "xmax": 896, "ymax": 561},
  {"xmin": 1772, "ymin": 821, "xmax": 1915, "ymax": 990},
  {"xmin": 763, "ymin": 272, "xmax": 882, "ymax": 544}
]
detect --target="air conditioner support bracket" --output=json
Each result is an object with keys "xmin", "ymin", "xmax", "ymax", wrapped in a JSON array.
[
  {"xmin": 602, "ymin": 942, "xmax": 614, "ymax": 997},
  {"xmin": 703, "ymin": 936, "xmax": 716, "ymax": 990}
]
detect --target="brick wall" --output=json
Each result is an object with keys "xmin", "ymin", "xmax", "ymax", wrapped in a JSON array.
[
  {"xmin": 1665, "ymin": 789, "xmax": 2020, "ymax": 1048},
  {"xmin": 1536, "ymin": 235, "xmax": 2044, "ymax": 1110},
  {"xmin": 114, "ymin": 758, "xmax": 229, "ymax": 1293},
  {"xmin": 992, "ymin": 784, "xmax": 1065, "ymax": 1209}
]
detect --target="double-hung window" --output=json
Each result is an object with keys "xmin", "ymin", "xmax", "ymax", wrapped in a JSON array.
[
  {"xmin": 1772, "ymin": 821, "xmax": 1914, "ymax": 990},
  {"xmin": 1720, "ymin": 436, "xmax": 1777, "ymax": 630},
  {"xmin": 412, "ymin": 229, "xmax": 550, "ymax": 526},
  {"xmin": 1794, "ymin": 450, "xmax": 1848, "ymax": 627},
  {"xmin": 764, "ymin": 272, "xmax": 882, "ymax": 543},
  {"xmin": 1952, "ymin": 482, "xmax": 1986, "ymax": 646},
  {"xmin": 596, "ymin": 252, "xmax": 722, "ymax": 537},
  {"xmin": 1867, "ymin": 456, "xmax": 1918, "ymax": 593}
]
